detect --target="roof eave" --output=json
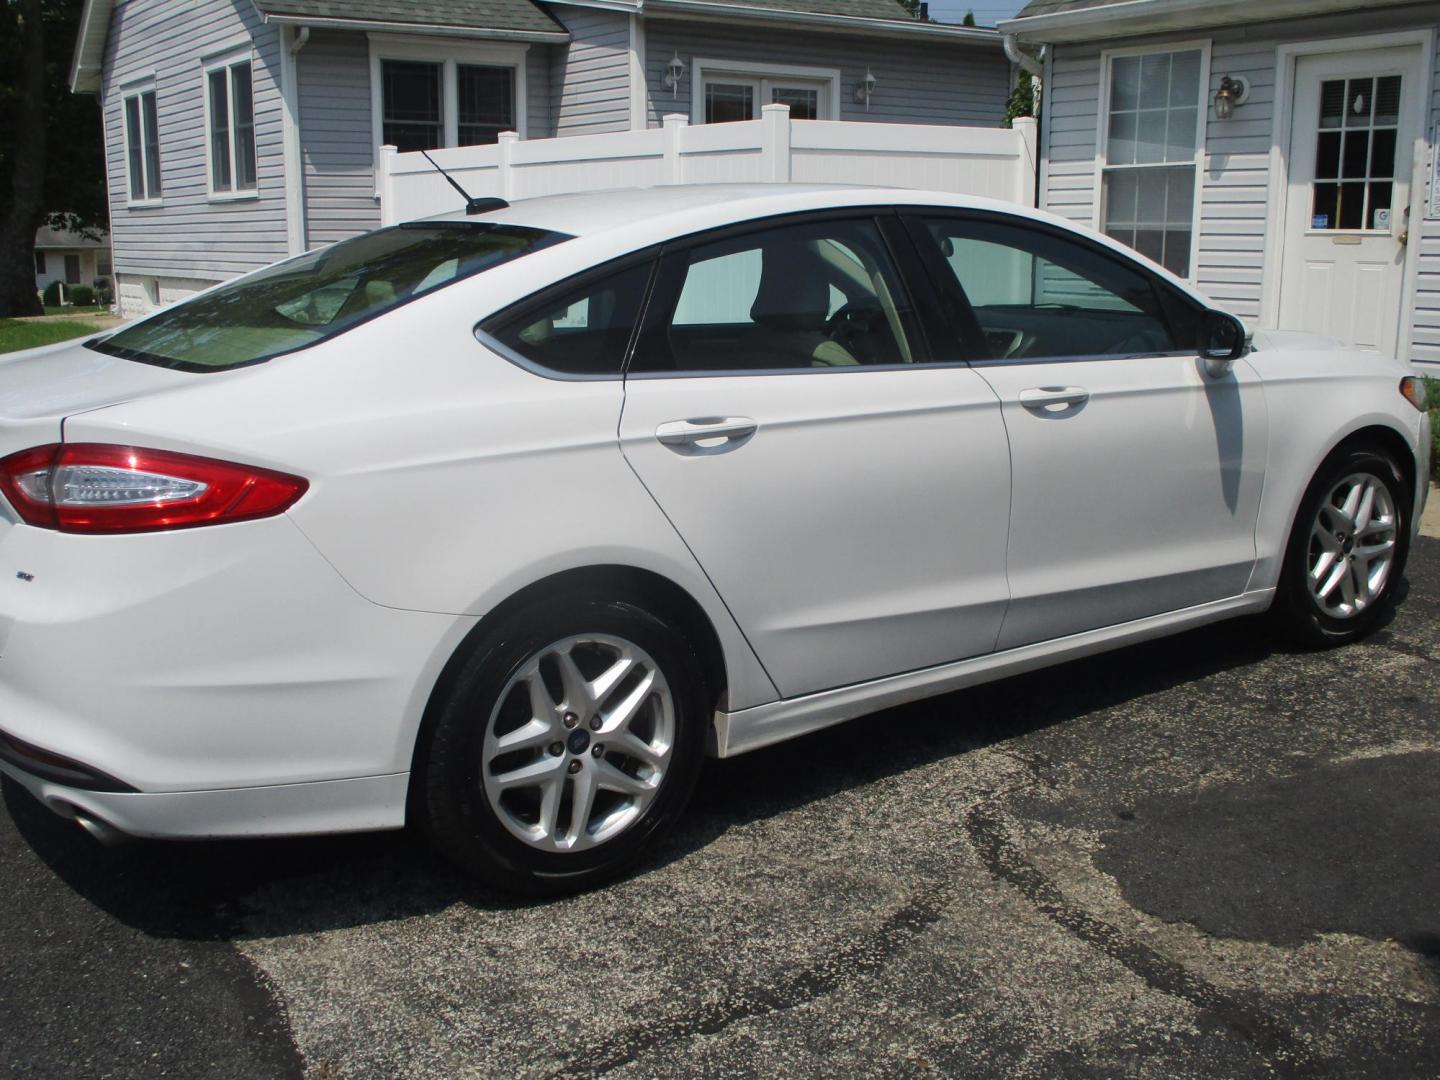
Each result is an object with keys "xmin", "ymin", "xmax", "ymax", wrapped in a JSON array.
[
  {"xmin": 69, "ymin": 0, "xmax": 112, "ymax": 94},
  {"xmin": 1000, "ymin": 0, "xmax": 1434, "ymax": 43},
  {"xmin": 644, "ymin": 0, "xmax": 1002, "ymax": 44},
  {"xmin": 258, "ymin": 11, "xmax": 572, "ymax": 43}
]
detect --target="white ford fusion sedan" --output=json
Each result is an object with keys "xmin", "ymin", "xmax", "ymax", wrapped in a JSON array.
[{"xmin": 0, "ymin": 185, "xmax": 1429, "ymax": 893}]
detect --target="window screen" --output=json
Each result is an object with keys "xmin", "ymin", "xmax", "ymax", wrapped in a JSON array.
[{"xmin": 1101, "ymin": 50, "xmax": 1202, "ymax": 277}]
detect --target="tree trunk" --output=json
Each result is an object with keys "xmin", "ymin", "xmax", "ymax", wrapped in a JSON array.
[{"xmin": 0, "ymin": 0, "xmax": 48, "ymax": 318}]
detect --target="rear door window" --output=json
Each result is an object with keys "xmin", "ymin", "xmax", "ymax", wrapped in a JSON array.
[{"xmin": 631, "ymin": 218, "xmax": 920, "ymax": 374}]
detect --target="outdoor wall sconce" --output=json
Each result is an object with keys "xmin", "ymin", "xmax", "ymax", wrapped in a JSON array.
[
  {"xmin": 664, "ymin": 53, "xmax": 687, "ymax": 98},
  {"xmin": 1213, "ymin": 74, "xmax": 1250, "ymax": 120},
  {"xmin": 854, "ymin": 68, "xmax": 878, "ymax": 109}
]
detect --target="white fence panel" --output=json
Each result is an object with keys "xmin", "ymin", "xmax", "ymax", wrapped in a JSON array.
[{"xmin": 381, "ymin": 106, "xmax": 1038, "ymax": 224}]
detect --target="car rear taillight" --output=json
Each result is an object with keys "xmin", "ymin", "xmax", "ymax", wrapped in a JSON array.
[{"xmin": 0, "ymin": 444, "xmax": 308, "ymax": 534}]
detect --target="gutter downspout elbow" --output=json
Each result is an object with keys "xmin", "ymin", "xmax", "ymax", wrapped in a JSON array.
[
  {"xmin": 1003, "ymin": 32, "xmax": 1043, "ymax": 79},
  {"xmin": 289, "ymin": 24, "xmax": 311, "ymax": 55}
]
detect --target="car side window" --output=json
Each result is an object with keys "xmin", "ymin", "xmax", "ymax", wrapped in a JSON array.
[
  {"xmin": 630, "ymin": 218, "xmax": 919, "ymax": 374},
  {"xmin": 480, "ymin": 259, "xmax": 653, "ymax": 377},
  {"xmin": 916, "ymin": 216, "xmax": 1200, "ymax": 363}
]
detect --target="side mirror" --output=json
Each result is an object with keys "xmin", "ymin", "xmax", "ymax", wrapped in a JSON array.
[{"xmin": 1199, "ymin": 309, "xmax": 1247, "ymax": 378}]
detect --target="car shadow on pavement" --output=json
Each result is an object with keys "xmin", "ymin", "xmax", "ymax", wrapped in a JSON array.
[{"xmin": 3, "ymin": 602, "xmax": 1311, "ymax": 944}]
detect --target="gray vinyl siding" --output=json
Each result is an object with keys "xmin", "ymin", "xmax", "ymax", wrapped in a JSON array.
[
  {"xmin": 1038, "ymin": 3, "xmax": 1440, "ymax": 361},
  {"xmin": 298, "ymin": 30, "xmax": 381, "ymax": 247},
  {"xmin": 100, "ymin": 0, "xmax": 289, "ymax": 280},
  {"xmin": 643, "ymin": 19, "xmax": 1010, "ymax": 128},
  {"xmin": 551, "ymin": 8, "xmax": 632, "ymax": 135}
]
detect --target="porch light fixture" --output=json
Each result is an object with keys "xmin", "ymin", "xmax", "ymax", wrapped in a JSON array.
[
  {"xmin": 1213, "ymin": 74, "xmax": 1249, "ymax": 120},
  {"xmin": 854, "ymin": 68, "xmax": 878, "ymax": 109},
  {"xmin": 664, "ymin": 52, "xmax": 686, "ymax": 98}
]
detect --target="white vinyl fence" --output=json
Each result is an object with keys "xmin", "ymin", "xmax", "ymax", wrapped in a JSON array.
[{"xmin": 379, "ymin": 105, "xmax": 1038, "ymax": 224}]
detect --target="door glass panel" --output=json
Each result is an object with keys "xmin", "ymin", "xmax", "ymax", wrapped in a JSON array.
[
  {"xmin": 1310, "ymin": 72, "xmax": 1399, "ymax": 230},
  {"xmin": 771, "ymin": 86, "xmax": 819, "ymax": 120},
  {"xmin": 921, "ymin": 217, "xmax": 1195, "ymax": 361},
  {"xmin": 633, "ymin": 219, "xmax": 917, "ymax": 372},
  {"xmin": 704, "ymin": 82, "xmax": 754, "ymax": 124}
]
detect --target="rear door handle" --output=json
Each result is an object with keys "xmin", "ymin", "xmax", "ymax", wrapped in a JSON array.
[
  {"xmin": 655, "ymin": 417, "xmax": 758, "ymax": 455},
  {"xmin": 1018, "ymin": 386, "xmax": 1090, "ymax": 410}
]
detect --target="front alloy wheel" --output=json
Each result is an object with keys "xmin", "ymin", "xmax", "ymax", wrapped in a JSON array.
[
  {"xmin": 1307, "ymin": 471, "xmax": 1399, "ymax": 620},
  {"xmin": 1274, "ymin": 446, "xmax": 1410, "ymax": 647}
]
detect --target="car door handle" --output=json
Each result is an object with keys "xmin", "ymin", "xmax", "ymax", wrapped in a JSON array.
[
  {"xmin": 655, "ymin": 417, "xmax": 758, "ymax": 455},
  {"xmin": 1018, "ymin": 386, "xmax": 1090, "ymax": 410}
]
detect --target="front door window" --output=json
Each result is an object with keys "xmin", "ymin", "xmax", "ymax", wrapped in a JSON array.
[
  {"xmin": 703, "ymin": 81, "xmax": 756, "ymax": 124},
  {"xmin": 1310, "ymin": 75, "xmax": 1401, "ymax": 232}
]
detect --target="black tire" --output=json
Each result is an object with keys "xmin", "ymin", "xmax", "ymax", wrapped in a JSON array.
[
  {"xmin": 1271, "ymin": 445, "xmax": 1411, "ymax": 648},
  {"xmin": 417, "ymin": 591, "xmax": 708, "ymax": 896}
]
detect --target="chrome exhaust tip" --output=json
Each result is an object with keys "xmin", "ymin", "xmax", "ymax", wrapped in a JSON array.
[{"xmin": 67, "ymin": 807, "xmax": 132, "ymax": 847}]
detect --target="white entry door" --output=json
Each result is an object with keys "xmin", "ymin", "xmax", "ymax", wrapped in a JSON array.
[{"xmin": 1279, "ymin": 46, "xmax": 1424, "ymax": 357}]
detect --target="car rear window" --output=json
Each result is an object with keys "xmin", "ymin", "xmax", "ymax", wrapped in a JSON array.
[{"xmin": 90, "ymin": 221, "xmax": 569, "ymax": 372}]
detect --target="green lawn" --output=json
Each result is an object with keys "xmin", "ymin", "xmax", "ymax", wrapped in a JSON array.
[
  {"xmin": 43, "ymin": 305, "xmax": 110, "ymax": 317},
  {"xmin": 0, "ymin": 319, "xmax": 105, "ymax": 355}
]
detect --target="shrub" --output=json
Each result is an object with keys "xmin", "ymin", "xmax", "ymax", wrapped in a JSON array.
[
  {"xmin": 67, "ymin": 284, "xmax": 96, "ymax": 307},
  {"xmin": 1425, "ymin": 376, "xmax": 1440, "ymax": 485},
  {"xmin": 42, "ymin": 281, "xmax": 62, "ymax": 306}
]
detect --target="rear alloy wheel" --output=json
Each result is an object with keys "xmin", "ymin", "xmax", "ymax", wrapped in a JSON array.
[
  {"xmin": 418, "ymin": 594, "xmax": 706, "ymax": 895},
  {"xmin": 1273, "ymin": 447, "xmax": 1411, "ymax": 647}
]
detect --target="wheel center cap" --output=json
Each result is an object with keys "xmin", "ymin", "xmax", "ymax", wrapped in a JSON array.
[{"xmin": 567, "ymin": 729, "xmax": 591, "ymax": 755}]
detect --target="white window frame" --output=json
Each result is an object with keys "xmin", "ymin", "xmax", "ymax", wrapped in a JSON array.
[
  {"xmin": 368, "ymin": 35, "xmax": 528, "ymax": 157},
  {"xmin": 203, "ymin": 46, "xmax": 259, "ymax": 201},
  {"xmin": 690, "ymin": 57, "xmax": 841, "ymax": 125},
  {"xmin": 1093, "ymin": 40, "xmax": 1211, "ymax": 284},
  {"xmin": 120, "ymin": 75, "xmax": 162, "ymax": 208}
]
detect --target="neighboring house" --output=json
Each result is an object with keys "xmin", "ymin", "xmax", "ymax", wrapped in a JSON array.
[
  {"xmin": 1001, "ymin": 0, "xmax": 1440, "ymax": 367},
  {"xmin": 69, "ymin": 0, "xmax": 1012, "ymax": 317},
  {"xmin": 33, "ymin": 225, "xmax": 113, "ymax": 298}
]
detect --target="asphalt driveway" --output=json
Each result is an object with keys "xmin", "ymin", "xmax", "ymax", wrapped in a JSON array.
[{"xmin": 3, "ymin": 537, "xmax": 1439, "ymax": 1079}]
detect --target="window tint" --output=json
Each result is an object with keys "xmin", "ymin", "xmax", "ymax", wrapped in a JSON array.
[
  {"xmin": 482, "ymin": 260, "xmax": 653, "ymax": 377},
  {"xmin": 920, "ymin": 216, "xmax": 1199, "ymax": 361},
  {"xmin": 92, "ymin": 222, "xmax": 568, "ymax": 371},
  {"xmin": 632, "ymin": 219, "xmax": 918, "ymax": 373}
]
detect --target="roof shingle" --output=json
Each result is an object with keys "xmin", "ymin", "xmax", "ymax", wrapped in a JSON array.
[
  {"xmin": 659, "ymin": 0, "xmax": 921, "ymax": 21},
  {"xmin": 254, "ymin": 0, "xmax": 568, "ymax": 36},
  {"xmin": 1012, "ymin": 0, "xmax": 1123, "ymax": 17}
]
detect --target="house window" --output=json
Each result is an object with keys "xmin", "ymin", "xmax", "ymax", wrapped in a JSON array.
[
  {"xmin": 206, "ymin": 54, "xmax": 258, "ymax": 196},
  {"xmin": 123, "ymin": 86, "xmax": 162, "ymax": 203},
  {"xmin": 64, "ymin": 254, "xmax": 81, "ymax": 285},
  {"xmin": 374, "ymin": 43, "xmax": 523, "ymax": 153},
  {"xmin": 34, "ymin": 252, "xmax": 46, "ymax": 275},
  {"xmin": 1100, "ymin": 49, "xmax": 1203, "ymax": 278},
  {"xmin": 97, "ymin": 252, "xmax": 113, "ymax": 277},
  {"xmin": 382, "ymin": 60, "xmax": 443, "ymax": 151},
  {"xmin": 692, "ymin": 59, "xmax": 837, "ymax": 124}
]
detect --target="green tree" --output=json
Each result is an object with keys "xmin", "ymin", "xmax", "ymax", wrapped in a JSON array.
[
  {"xmin": 963, "ymin": 10, "xmax": 977, "ymax": 25},
  {"xmin": 0, "ymin": 0, "xmax": 107, "ymax": 317},
  {"xmin": 1004, "ymin": 68, "xmax": 1038, "ymax": 127}
]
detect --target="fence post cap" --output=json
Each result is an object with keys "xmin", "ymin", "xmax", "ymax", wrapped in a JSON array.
[
  {"xmin": 761, "ymin": 102, "xmax": 791, "ymax": 115},
  {"xmin": 498, "ymin": 130, "xmax": 520, "ymax": 143},
  {"xmin": 662, "ymin": 113, "xmax": 688, "ymax": 128}
]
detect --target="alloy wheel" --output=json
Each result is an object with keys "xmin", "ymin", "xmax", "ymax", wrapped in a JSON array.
[
  {"xmin": 481, "ymin": 634, "xmax": 674, "ymax": 852},
  {"xmin": 1307, "ymin": 471, "xmax": 1398, "ymax": 620}
]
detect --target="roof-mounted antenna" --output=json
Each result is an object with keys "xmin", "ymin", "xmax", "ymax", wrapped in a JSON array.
[{"xmin": 420, "ymin": 150, "xmax": 509, "ymax": 215}]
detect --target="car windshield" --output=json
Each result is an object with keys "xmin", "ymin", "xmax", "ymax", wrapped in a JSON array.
[{"xmin": 90, "ymin": 222, "xmax": 570, "ymax": 371}]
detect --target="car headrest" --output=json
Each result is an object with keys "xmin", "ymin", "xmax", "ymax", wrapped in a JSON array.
[{"xmin": 750, "ymin": 243, "xmax": 830, "ymax": 331}]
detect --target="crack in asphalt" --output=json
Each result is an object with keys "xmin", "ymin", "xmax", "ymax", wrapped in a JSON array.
[
  {"xmin": 963, "ymin": 802, "xmax": 1316, "ymax": 1078},
  {"xmin": 553, "ymin": 842, "xmax": 974, "ymax": 1076}
]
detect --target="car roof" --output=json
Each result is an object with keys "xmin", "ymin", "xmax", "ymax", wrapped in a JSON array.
[
  {"xmin": 416, "ymin": 183, "xmax": 1211, "ymax": 312},
  {"xmin": 423, "ymin": 183, "xmax": 1020, "ymax": 239}
]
